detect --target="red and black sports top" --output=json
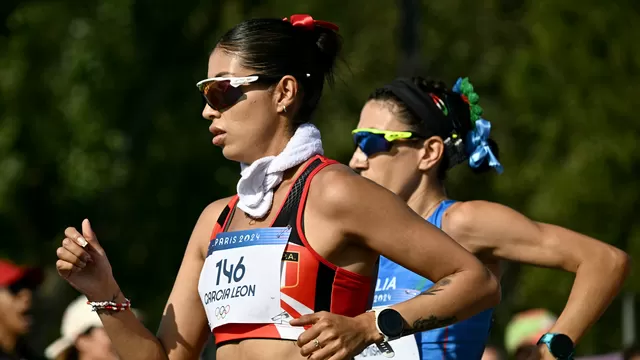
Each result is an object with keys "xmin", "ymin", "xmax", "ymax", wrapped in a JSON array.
[{"xmin": 201, "ymin": 155, "xmax": 372, "ymax": 345}]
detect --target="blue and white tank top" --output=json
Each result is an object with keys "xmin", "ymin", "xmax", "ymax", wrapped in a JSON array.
[{"xmin": 374, "ymin": 200, "xmax": 493, "ymax": 360}]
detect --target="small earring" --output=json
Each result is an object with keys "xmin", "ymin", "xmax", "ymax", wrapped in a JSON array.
[{"xmin": 282, "ymin": 105, "xmax": 287, "ymax": 113}]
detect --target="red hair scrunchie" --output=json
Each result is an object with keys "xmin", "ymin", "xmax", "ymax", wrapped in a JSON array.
[{"xmin": 282, "ymin": 14, "xmax": 339, "ymax": 32}]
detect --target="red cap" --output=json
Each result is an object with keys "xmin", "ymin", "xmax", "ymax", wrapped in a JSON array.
[{"xmin": 0, "ymin": 259, "xmax": 44, "ymax": 288}]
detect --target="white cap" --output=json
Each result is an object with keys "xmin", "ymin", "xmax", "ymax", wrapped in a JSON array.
[{"xmin": 45, "ymin": 296, "xmax": 140, "ymax": 359}]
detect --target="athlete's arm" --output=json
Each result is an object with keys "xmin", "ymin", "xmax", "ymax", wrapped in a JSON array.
[
  {"xmin": 447, "ymin": 200, "xmax": 630, "ymax": 344},
  {"xmin": 298, "ymin": 166, "xmax": 501, "ymax": 338},
  {"xmin": 92, "ymin": 198, "xmax": 231, "ymax": 360}
]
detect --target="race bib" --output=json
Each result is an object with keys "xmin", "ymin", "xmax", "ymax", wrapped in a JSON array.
[
  {"xmin": 198, "ymin": 227, "xmax": 291, "ymax": 329},
  {"xmin": 355, "ymin": 289, "xmax": 421, "ymax": 360}
]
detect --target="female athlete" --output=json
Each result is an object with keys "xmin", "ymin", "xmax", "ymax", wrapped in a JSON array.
[
  {"xmin": 350, "ymin": 76, "xmax": 629, "ymax": 360},
  {"xmin": 54, "ymin": 16, "xmax": 501, "ymax": 360}
]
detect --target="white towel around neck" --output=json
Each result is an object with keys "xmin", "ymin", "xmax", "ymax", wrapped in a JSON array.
[{"xmin": 237, "ymin": 123, "xmax": 324, "ymax": 218}]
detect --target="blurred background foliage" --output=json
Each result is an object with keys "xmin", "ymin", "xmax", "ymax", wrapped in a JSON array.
[{"xmin": 1, "ymin": 0, "xmax": 639, "ymax": 357}]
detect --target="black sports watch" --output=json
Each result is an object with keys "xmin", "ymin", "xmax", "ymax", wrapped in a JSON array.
[
  {"xmin": 367, "ymin": 307, "xmax": 405, "ymax": 358},
  {"xmin": 368, "ymin": 307, "xmax": 404, "ymax": 341},
  {"xmin": 537, "ymin": 333, "xmax": 575, "ymax": 360}
]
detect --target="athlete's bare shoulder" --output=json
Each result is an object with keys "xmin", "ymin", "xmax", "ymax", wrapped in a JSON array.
[
  {"xmin": 308, "ymin": 163, "xmax": 373, "ymax": 205},
  {"xmin": 309, "ymin": 161, "xmax": 355, "ymax": 179},
  {"xmin": 307, "ymin": 162, "xmax": 402, "ymax": 221},
  {"xmin": 444, "ymin": 200, "xmax": 508, "ymax": 235},
  {"xmin": 192, "ymin": 195, "xmax": 237, "ymax": 257},
  {"xmin": 443, "ymin": 199, "xmax": 525, "ymax": 255}
]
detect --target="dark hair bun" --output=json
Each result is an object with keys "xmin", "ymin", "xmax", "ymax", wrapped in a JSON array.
[
  {"xmin": 311, "ymin": 26, "xmax": 342, "ymax": 86},
  {"xmin": 289, "ymin": 23, "xmax": 342, "ymax": 122}
]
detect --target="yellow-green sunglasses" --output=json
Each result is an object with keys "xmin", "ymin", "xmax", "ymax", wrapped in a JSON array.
[{"xmin": 352, "ymin": 128, "xmax": 424, "ymax": 156}]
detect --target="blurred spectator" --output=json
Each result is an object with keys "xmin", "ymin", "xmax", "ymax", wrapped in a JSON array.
[
  {"xmin": 514, "ymin": 345, "xmax": 542, "ymax": 360},
  {"xmin": 46, "ymin": 295, "xmax": 142, "ymax": 360},
  {"xmin": 623, "ymin": 344, "xmax": 640, "ymax": 360},
  {"xmin": 505, "ymin": 309, "xmax": 557, "ymax": 360},
  {"xmin": 0, "ymin": 259, "xmax": 44, "ymax": 360},
  {"xmin": 482, "ymin": 344, "xmax": 506, "ymax": 360}
]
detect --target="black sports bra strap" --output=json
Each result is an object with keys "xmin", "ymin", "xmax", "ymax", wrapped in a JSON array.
[
  {"xmin": 216, "ymin": 205, "xmax": 232, "ymax": 228},
  {"xmin": 214, "ymin": 197, "xmax": 238, "ymax": 233},
  {"xmin": 271, "ymin": 158, "xmax": 323, "ymax": 230},
  {"xmin": 221, "ymin": 206, "xmax": 237, "ymax": 232}
]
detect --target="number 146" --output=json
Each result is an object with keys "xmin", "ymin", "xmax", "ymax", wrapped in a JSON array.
[{"xmin": 215, "ymin": 257, "xmax": 246, "ymax": 285}]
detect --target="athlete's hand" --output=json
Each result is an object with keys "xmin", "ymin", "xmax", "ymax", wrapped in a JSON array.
[
  {"xmin": 291, "ymin": 311, "xmax": 381, "ymax": 360},
  {"xmin": 56, "ymin": 219, "xmax": 120, "ymax": 301}
]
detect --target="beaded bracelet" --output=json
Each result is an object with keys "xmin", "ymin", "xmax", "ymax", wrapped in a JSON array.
[{"xmin": 87, "ymin": 298, "xmax": 131, "ymax": 312}]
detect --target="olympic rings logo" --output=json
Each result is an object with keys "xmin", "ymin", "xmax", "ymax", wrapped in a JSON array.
[{"xmin": 215, "ymin": 305, "xmax": 231, "ymax": 319}]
